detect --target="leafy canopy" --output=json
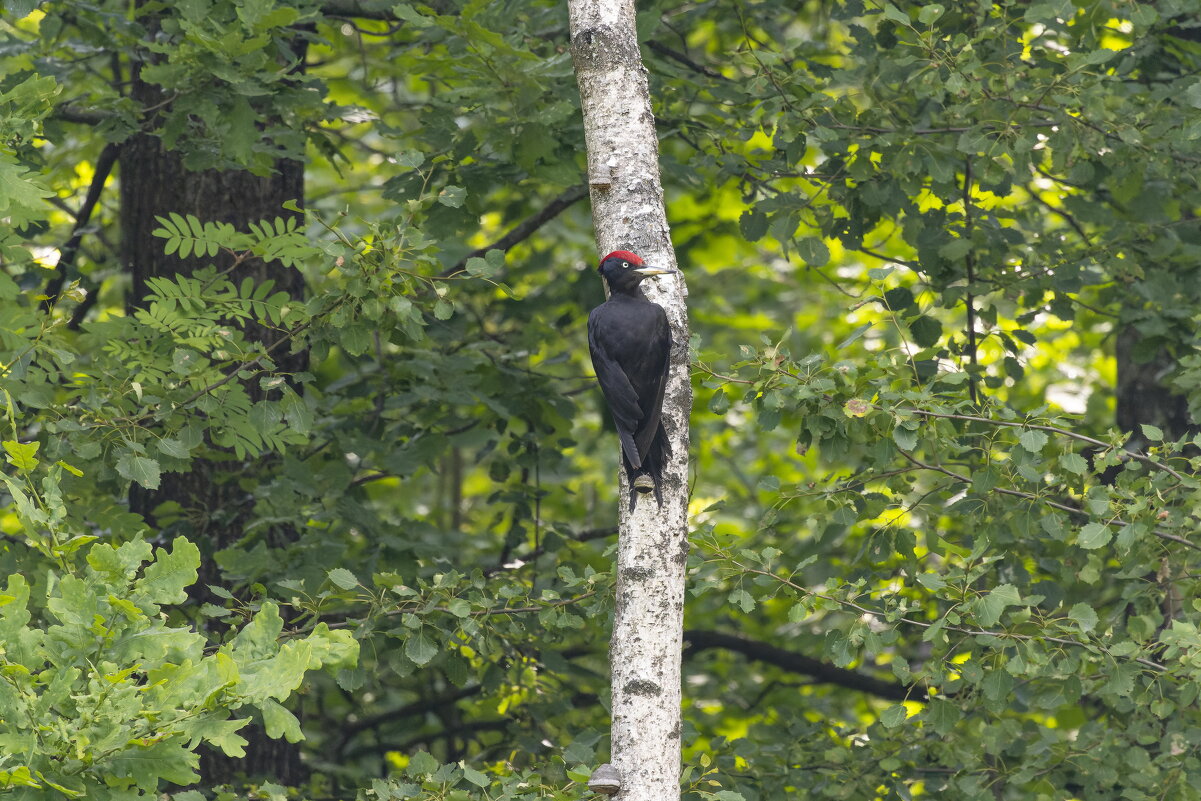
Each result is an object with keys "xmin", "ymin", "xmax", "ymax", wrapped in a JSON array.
[{"xmin": 4, "ymin": 0, "xmax": 1201, "ymax": 800}]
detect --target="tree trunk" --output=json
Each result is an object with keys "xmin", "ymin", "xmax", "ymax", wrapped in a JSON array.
[
  {"xmin": 120, "ymin": 57, "xmax": 308, "ymax": 788},
  {"xmin": 1113, "ymin": 324, "xmax": 1195, "ymax": 640},
  {"xmin": 568, "ymin": 3, "xmax": 691, "ymax": 800},
  {"xmin": 1115, "ymin": 327, "xmax": 1195, "ymax": 443}
]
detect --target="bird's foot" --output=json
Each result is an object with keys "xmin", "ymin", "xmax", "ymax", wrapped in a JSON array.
[{"xmin": 633, "ymin": 474, "xmax": 655, "ymax": 494}]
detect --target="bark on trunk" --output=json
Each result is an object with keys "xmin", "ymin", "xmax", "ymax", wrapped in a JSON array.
[
  {"xmin": 568, "ymin": 3, "xmax": 691, "ymax": 800},
  {"xmin": 1115, "ymin": 327, "xmax": 1195, "ymax": 443},
  {"xmin": 122, "ymin": 60, "xmax": 307, "ymax": 560},
  {"xmin": 120, "ymin": 58, "xmax": 307, "ymax": 788},
  {"xmin": 1113, "ymin": 324, "xmax": 1193, "ymax": 646}
]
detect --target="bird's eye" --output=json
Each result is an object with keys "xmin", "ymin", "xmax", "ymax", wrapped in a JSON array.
[{"xmin": 622, "ymin": 261, "xmax": 629, "ymax": 268}]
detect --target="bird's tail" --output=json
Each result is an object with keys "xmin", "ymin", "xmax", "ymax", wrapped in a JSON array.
[{"xmin": 625, "ymin": 423, "xmax": 669, "ymax": 512}]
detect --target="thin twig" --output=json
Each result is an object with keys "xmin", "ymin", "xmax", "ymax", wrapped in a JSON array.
[
  {"xmin": 858, "ymin": 246, "xmax": 923, "ymax": 272},
  {"xmin": 319, "ymin": 0, "xmax": 402, "ymax": 21},
  {"xmin": 736, "ymin": 564, "xmax": 1167, "ymax": 672},
  {"xmin": 895, "ymin": 448, "xmax": 1199, "ymax": 553},
  {"xmin": 684, "ymin": 629, "xmax": 919, "ymax": 701},
  {"xmin": 43, "ymin": 142, "xmax": 121, "ymax": 312},
  {"xmin": 1025, "ymin": 182, "xmax": 1091, "ymax": 244},
  {"xmin": 645, "ymin": 40, "xmax": 726, "ymax": 80},
  {"xmin": 962, "ymin": 157, "xmax": 980, "ymax": 405},
  {"xmin": 484, "ymin": 525, "xmax": 618, "ymax": 576},
  {"xmin": 444, "ymin": 185, "xmax": 588, "ymax": 276},
  {"xmin": 907, "ymin": 409, "xmax": 1189, "ymax": 483}
]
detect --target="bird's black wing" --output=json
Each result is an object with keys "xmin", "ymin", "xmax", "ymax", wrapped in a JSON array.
[
  {"xmin": 632, "ymin": 306, "xmax": 671, "ymax": 461},
  {"xmin": 588, "ymin": 307, "xmax": 645, "ymax": 470}
]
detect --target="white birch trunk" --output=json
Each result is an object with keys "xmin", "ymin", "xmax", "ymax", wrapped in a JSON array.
[{"xmin": 568, "ymin": 2, "xmax": 690, "ymax": 800}]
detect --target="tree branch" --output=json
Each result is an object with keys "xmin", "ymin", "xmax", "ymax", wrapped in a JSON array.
[
  {"xmin": 733, "ymin": 565, "xmax": 1167, "ymax": 673},
  {"xmin": 962, "ymin": 157, "xmax": 979, "ymax": 406},
  {"xmin": 895, "ymin": 448, "xmax": 1200, "ymax": 553},
  {"xmin": 906, "ymin": 409, "xmax": 1189, "ymax": 483},
  {"xmin": 444, "ymin": 184, "xmax": 588, "ymax": 276},
  {"xmin": 483, "ymin": 525, "xmax": 617, "ymax": 576},
  {"xmin": 683, "ymin": 629, "xmax": 918, "ymax": 702},
  {"xmin": 319, "ymin": 0, "xmax": 403, "ymax": 21},
  {"xmin": 645, "ymin": 40, "xmax": 726, "ymax": 80},
  {"xmin": 339, "ymin": 720, "xmax": 510, "ymax": 762},
  {"xmin": 44, "ymin": 142, "xmax": 120, "ymax": 312},
  {"xmin": 1025, "ymin": 182, "xmax": 1092, "ymax": 245},
  {"xmin": 334, "ymin": 684, "xmax": 483, "ymax": 756},
  {"xmin": 51, "ymin": 104, "xmax": 113, "ymax": 125}
]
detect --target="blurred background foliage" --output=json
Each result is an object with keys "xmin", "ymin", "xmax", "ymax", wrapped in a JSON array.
[{"xmin": 4, "ymin": 0, "xmax": 1201, "ymax": 799}]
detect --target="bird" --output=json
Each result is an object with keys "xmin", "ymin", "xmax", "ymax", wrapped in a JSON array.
[{"xmin": 587, "ymin": 250, "xmax": 675, "ymax": 511}]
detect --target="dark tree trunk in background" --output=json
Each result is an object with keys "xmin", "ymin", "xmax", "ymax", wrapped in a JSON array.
[
  {"xmin": 121, "ymin": 60, "xmax": 307, "ymax": 566},
  {"xmin": 1116, "ymin": 327, "xmax": 1195, "ymax": 443},
  {"xmin": 120, "ymin": 57, "xmax": 308, "ymax": 787},
  {"xmin": 1114, "ymin": 324, "xmax": 1194, "ymax": 644}
]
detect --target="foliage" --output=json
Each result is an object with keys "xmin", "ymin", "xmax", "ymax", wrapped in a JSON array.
[
  {"xmin": 0, "ymin": 462, "xmax": 356, "ymax": 799},
  {"xmin": 4, "ymin": 0, "xmax": 1201, "ymax": 800}
]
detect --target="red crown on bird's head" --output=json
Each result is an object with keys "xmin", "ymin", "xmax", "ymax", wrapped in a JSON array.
[{"xmin": 598, "ymin": 250, "xmax": 645, "ymax": 271}]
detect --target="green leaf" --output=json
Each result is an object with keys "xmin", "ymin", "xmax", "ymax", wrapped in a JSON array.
[
  {"xmin": 709, "ymin": 388, "xmax": 730, "ymax": 415},
  {"xmin": 882, "ymin": 286, "xmax": 914, "ymax": 311},
  {"xmin": 926, "ymin": 698, "xmax": 959, "ymax": 735},
  {"xmin": 982, "ymin": 668, "xmax": 1013, "ymax": 701},
  {"xmin": 156, "ymin": 437, "xmax": 192, "ymax": 459},
  {"xmin": 908, "ymin": 315, "xmax": 942, "ymax": 347},
  {"xmin": 916, "ymin": 572, "xmax": 945, "ymax": 591},
  {"xmin": 879, "ymin": 704, "xmax": 908, "ymax": 728},
  {"xmin": 1140, "ymin": 423, "xmax": 1164, "ymax": 442},
  {"xmin": 729, "ymin": 588, "xmax": 756, "ymax": 612},
  {"xmin": 405, "ymin": 631, "xmax": 438, "ymax": 666},
  {"xmin": 918, "ymin": 3, "xmax": 945, "ymax": 24},
  {"xmin": 137, "ymin": 538, "xmax": 200, "ymax": 605},
  {"xmin": 3, "ymin": 440, "xmax": 39, "ymax": 472},
  {"xmin": 795, "ymin": 236, "xmax": 830, "ymax": 267},
  {"xmin": 462, "ymin": 765, "xmax": 489, "ymax": 787},
  {"xmin": 232, "ymin": 601, "xmax": 285, "ymax": 656},
  {"xmin": 406, "ymin": 750, "xmax": 440, "ymax": 777},
  {"xmin": 395, "ymin": 149, "xmax": 425, "ymax": 168},
  {"xmin": 116, "ymin": 452, "xmax": 161, "ymax": 490},
  {"xmin": 1018, "ymin": 429, "xmax": 1048, "ymax": 453},
  {"xmin": 1076, "ymin": 522, "xmax": 1111, "ymax": 550},
  {"xmin": 892, "ymin": 425, "xmax": 918, "ymax": 451},
  {"xmin": 327, "ymin": 568, "xmax": 360, "ymax": 590},
  {"xmin": 837, "ymin": 322, "xmax": 872, "ymax": 349},
  {"xmin": 1068, "ymin": 602, "xmax": 1099, "ymax": 633},
  {"xmin": 1185, "ymin": 82, "xmax": 1201, "ymax": 110},
  {"xmin": 465, "ymin": 256, "xmax": 498, "ymax": 279},
  {"xmin": 0, "ymin": 158, "xmax": 53, "ymax": 226},
  {"xmin": 739, "ymin": 209, "xmax": 768, "ymax": 242},
  {"xmin": 4, "ymin": 0, "xmax": 39, "ymax": 19},
  {"xmin": 974, "ymin": 583, "xmax": 1021, "ymax": 627},
  {"xmin": 391, "ymin": 4, "xmax": 433, "ymax": 27},
  {"xmin": 1108, "ymin": 641, "xmax": 1138, "ymax": 657},
  {"xmin": 261, "ymin": 698, "xmax": 304, "ymax": 743},
  {"xmin": 882, "ymin": 3, "xmax": 911, "ymax": 24},
  {"xmin": 1059, "ymin": 452, "xmax": 1088, "ymax": 475},
  {"xmin": 938, "ymin": 238, "xmax": 971, "ymax": 261},
  {"xmin": 437, "ymin": 186, "xmax": 466, "ymax": 208}
]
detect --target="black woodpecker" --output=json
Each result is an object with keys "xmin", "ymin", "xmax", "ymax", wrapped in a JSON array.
[{"xmin": 587, "ymin": 250, "xmax": 675, "ymax": 510}]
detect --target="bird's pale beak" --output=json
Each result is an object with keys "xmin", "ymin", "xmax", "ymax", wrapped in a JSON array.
[{"xmin": 633, "ymin": 265, "xmax": 675, "ymax": 277}]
